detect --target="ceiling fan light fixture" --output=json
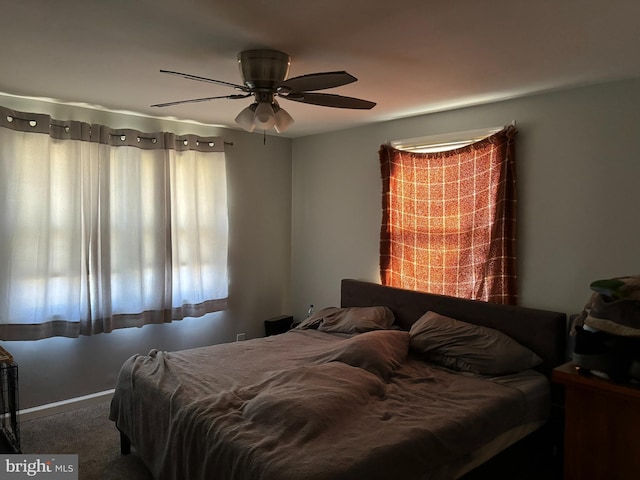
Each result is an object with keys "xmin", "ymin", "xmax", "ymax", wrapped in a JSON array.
[
  {"xmin": 235, "ymin": 104, "xmax": 257, "ymax": 132},
  {"xmin": 235, "ymin": 101, "xmax": 293, "ymax": 133},
  {"xmin": 274, "ymin": 105, "xmax": 294, "ymax": 133},
  {"xmin": 254, "ymin": 101, "xmax": 276, "ymax": 130}
]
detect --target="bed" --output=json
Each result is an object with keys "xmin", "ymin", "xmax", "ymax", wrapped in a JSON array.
[{"xmin": 110, "ymin": 279, "xmax": 567, "ymax": 480}]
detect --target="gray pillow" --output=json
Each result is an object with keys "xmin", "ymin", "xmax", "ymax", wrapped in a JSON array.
[
  {"xmin": 409, "ymin": 311, "xmax": 542, "ymax": 375},
  {"xmin": 295, "ymin": 306, "xmax": 395, "ymax": 333}
]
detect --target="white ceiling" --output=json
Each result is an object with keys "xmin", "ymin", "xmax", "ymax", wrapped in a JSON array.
[{"xmin": 2, "ymin": 0, "xmax": 640, "ymax": 138}]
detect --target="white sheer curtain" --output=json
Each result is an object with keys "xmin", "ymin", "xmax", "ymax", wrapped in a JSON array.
[{"xmin": 0, "ymin": 107, "xmax": 228, "ymax": 340}]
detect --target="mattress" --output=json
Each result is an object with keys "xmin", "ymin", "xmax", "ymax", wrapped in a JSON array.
[{"xmin": 448, "ymin": 369, "xmax": 549, "ymax": 478}]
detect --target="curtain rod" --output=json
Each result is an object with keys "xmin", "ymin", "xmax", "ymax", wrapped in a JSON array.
[{"xmin": 388, "ymin": 121, "xmax": 516, "ymax": 151}]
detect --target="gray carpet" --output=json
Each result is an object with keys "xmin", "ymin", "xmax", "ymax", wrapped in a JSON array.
[{"xmin": 20, "ymin": 401, "xmax": 153, "ymax": 480}]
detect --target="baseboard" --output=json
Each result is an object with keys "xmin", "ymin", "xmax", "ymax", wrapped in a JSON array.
[{"xmin": 18, "ymin": 389, "xmax": 115, "ymax": 422}]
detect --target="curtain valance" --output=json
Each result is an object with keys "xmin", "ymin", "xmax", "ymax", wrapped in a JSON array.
[{"xmin": 0, "ymin": 105, "xmax": 224, "ymax": 151}]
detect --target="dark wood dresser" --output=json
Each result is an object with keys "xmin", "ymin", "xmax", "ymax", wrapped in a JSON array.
[{"xmin": 552, "ymin": 362, "xmax": 640, "ymax": 480}]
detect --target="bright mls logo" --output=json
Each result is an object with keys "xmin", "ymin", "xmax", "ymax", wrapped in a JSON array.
[{"xmin": 0, "ymin": 455, "xmax": 77, "ymax": 479}]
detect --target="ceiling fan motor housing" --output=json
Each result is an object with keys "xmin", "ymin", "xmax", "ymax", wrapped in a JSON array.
[{"xmin": 238, "ymin": 50, "xmax": 291, "ymax": 92}]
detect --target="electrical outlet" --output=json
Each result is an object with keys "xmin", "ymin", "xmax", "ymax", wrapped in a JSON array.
[{"xmin": 236, "ymin": 333, "xmax": 246, "ymax": 342}]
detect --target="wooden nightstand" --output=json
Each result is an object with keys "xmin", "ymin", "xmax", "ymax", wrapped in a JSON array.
[{"xmin": 552, "ymin": 362, "xmax": 640, "ymax": 480}]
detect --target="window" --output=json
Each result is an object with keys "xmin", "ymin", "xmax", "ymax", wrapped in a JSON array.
[
  {"xmin": 380, "ymin": 126, "xmax": 517, "ymax": 304},
  {"xmin": 0, "ymin": 107, "xmax": 228, "ymax": 340}
]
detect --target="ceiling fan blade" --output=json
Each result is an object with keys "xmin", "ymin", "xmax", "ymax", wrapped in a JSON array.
[
  {"xmin": 277, "ymin": 71, "xmax": 357, "ymax": 93},
  {"xmin": 159, "ymin": 69, "xmax": 248, "ymax": 91},
  {"xmin": 151, "ymin": 94, "xmax": 251, "ymax": 108},
  {"xmin": 283, "ymin": 92, "xmax": 376, "ymax": 110}
]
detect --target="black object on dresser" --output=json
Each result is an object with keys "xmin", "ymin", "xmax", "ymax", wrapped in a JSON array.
[{"xmin": 264, "ymin": 315, "xmax": 294, "ymax": 336}]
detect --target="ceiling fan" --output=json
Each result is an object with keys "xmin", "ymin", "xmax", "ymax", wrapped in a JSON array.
[{"xmin": 151, "ymin": 49, "xmax": 376, "ymax": 133}]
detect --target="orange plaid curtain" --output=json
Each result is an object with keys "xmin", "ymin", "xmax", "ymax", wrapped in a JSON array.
[{"xmin": 380, "ymin": 126, "xmax": 517, "ymax": 304}]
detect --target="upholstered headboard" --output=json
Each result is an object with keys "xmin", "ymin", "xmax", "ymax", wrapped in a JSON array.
[{"xmin": 340, "ymin": 279, "xmax": 567, "ymax": 377}]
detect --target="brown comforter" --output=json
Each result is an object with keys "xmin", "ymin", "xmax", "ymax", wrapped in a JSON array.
[{"xmin": 109, "ymin": 329, "xmax": 546, "ymax": 480}]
